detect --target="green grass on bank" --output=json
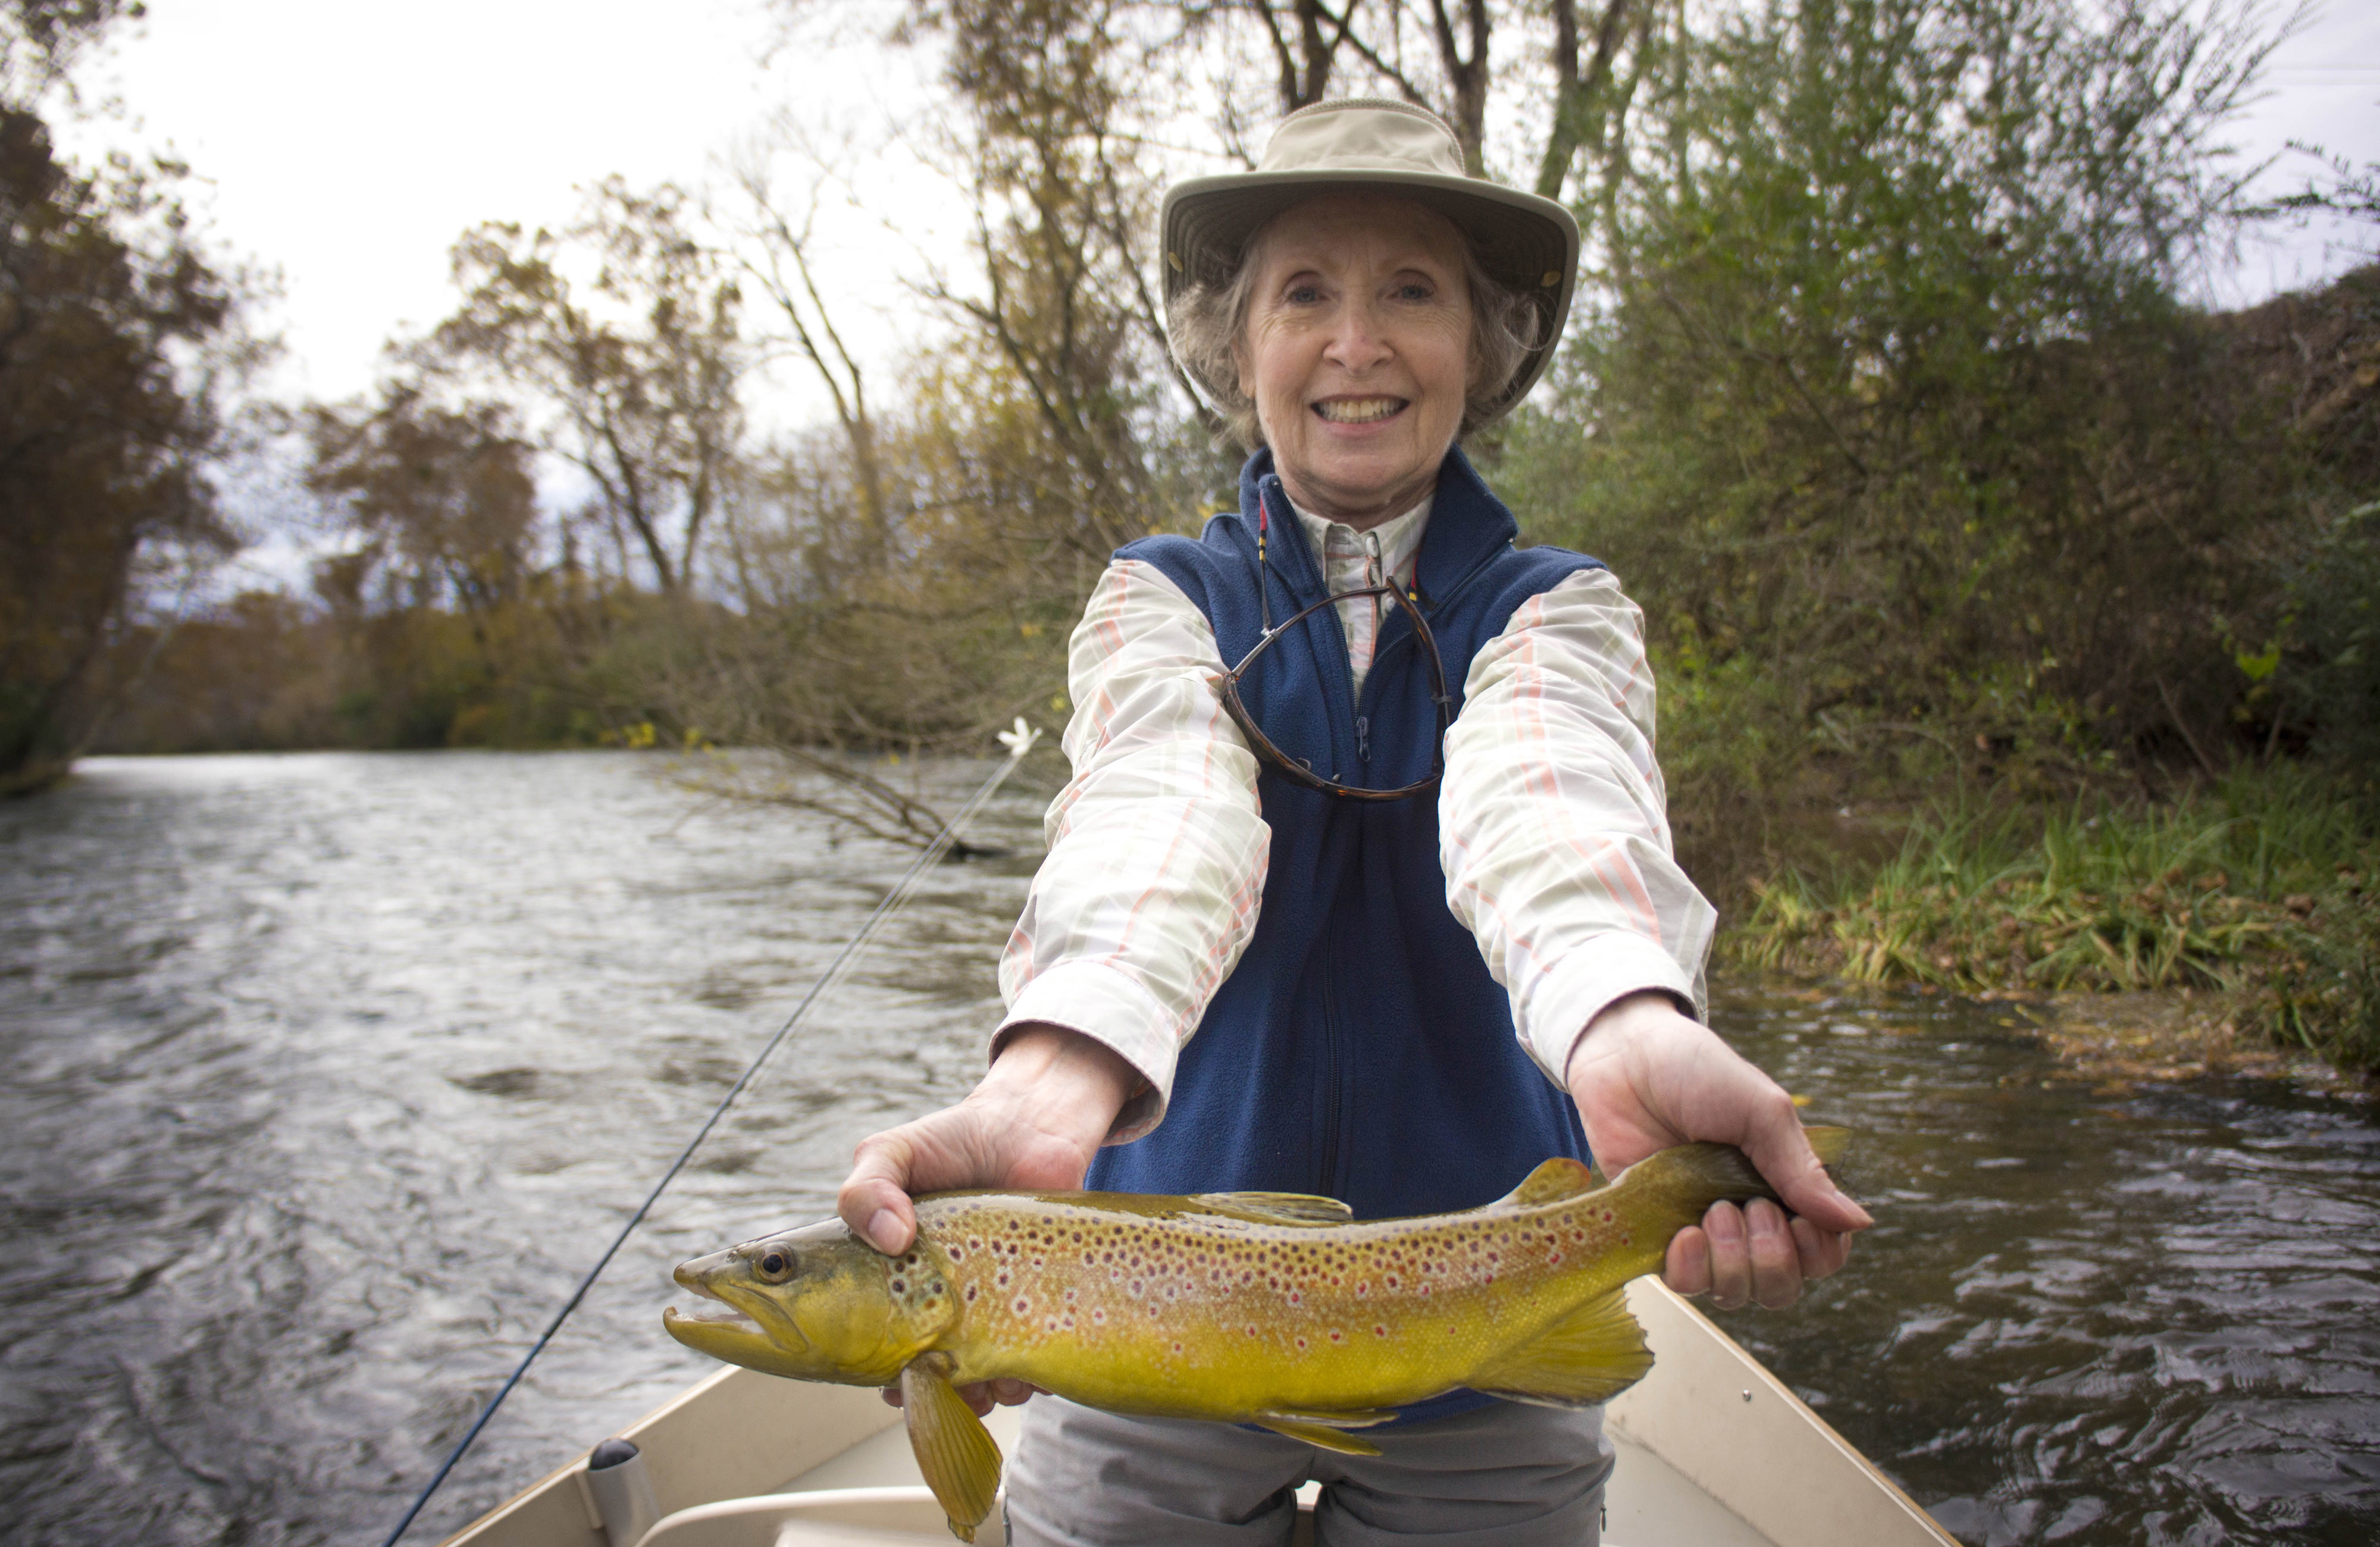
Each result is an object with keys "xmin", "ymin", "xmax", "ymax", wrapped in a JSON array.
[{"xmin": 1733, "ymin": 766, "xmax": 2380, "ymax": 1074}]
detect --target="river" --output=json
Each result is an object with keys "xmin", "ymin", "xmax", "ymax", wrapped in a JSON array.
[{"xmin": 1, "ymin": 751, "xmax": 2373, "ymax": 1546}]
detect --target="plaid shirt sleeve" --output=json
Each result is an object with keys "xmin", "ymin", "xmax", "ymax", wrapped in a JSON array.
[
  {"xmin": 1439, "ymin": 566, "xmax": 1717, "ymax": 1088},
  {"xmin": 997, "ymin": 559, "xmax": 1270, "ymax": 1142}
]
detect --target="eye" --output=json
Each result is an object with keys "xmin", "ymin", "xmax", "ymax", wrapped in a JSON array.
[
  {"xmin": 1285, "ymin": 281, "xmax": 1325, "ymax": 305},
  {"xmin": 754, "ymin": 1248, "xmax": 796, "ymax": 1283}
]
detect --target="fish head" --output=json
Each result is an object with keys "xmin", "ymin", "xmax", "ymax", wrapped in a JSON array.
[{"xmin": 663, "ymin": 1217, "xmax": 931, "ymax": 1386}]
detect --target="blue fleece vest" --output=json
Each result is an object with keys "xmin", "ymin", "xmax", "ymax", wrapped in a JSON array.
[{"xmin": 1085, "ymin": 449, "xmax": 1604, "ymax": 1423}]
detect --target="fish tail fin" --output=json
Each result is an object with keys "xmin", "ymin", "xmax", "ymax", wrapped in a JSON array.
[
  {"xmin": 900, "ymin": 1361, "xmax": 1003, "ymax": 1542},
  {"xmin": 1626, "ymin": 1126, "xmax": 1854, "ymax": 1226},
  {"xmin": 1471, "ymin": 1288, "xmax": 1654, "ymax": 1409}
]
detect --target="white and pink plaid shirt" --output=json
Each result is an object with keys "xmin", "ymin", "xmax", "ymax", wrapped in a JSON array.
[{"xmin": 997, "ymin": 504, "xmax": 1715, "ymax": 1141}]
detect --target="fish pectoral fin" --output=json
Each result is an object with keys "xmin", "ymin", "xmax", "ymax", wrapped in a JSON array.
[
  {"xmin": 900, "ymin": 1361, "xmax": 1003, "ymax": 1542},
  {"xmin": 1254, "ymin": 1416, "xmax": 1386, "ymax": 1455},
  {"xmin": 1469, "ymin": 1288, "xmax": 1654, "ymax": 1410},
  {"xmin": 1485, "ymin": 1157, "xmax": 1601, "ymax": 1210},
  {"xmin": 1189, "ymin": 1191, "xmax": 1355, "ymax": 1226}
]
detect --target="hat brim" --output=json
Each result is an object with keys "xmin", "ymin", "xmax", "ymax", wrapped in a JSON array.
[{"xmin": 1159, "ymin": 169, "xmax": 1580, "ymax": 425}]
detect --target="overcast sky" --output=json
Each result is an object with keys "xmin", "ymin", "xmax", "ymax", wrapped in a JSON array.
[
  {"xmin": 45, "ymin": 1, "xmax": 2380, "ymax": 424},
  {"xmin": 50, "ymin": 0, "xmax": 957, "ymax": 420}
]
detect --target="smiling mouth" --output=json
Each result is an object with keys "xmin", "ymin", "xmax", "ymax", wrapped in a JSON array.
[{"xmin": 1314, "ymin": 397, "xmax": 1405, "ymax": 424}]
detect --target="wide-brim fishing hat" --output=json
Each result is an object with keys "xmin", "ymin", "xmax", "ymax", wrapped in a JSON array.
[{"xmin": 1160, "ymin": 98, "xmax": 1580, "ymax": 425}]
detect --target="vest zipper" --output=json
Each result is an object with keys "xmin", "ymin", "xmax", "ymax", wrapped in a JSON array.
[{"xmin": 1319, "ymin": 938, "xmax": 1345, "ymax": 1197}]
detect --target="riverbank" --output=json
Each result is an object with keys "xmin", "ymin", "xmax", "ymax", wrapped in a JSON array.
[
  {"xmin": 1738, "ymin": 976, "xmax": 2365, "ymax": 1095},
  {"xmin": 1727, "ymin": 765, "xmax": 2380, "ymax": 1078}
]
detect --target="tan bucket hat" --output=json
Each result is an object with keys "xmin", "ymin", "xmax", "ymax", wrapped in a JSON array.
[{"xmin": 1160, "ymin": 98, "xmax": 1580, "ymax": 424}]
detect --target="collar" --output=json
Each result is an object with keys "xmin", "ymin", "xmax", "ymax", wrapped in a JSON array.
[
  {"xmin": 1289, "ymin": 496, "xmax": 1432, "ymax": 581},
  {"xmin": 1237, "ymin": 446, "xmax": 1519, "ymax": 605}
]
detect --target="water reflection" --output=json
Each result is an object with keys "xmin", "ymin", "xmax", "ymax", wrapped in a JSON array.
[
  {"xmin": 0, "ymin": 751, "xmax": 1048, "ymax": 1545},
  {"xmin": 2, "ymin": 753, "xmax": 2375, "ymax": 1546},
  {"xmin": 1708, "ymin": 983, "xmax": 2380, "ymax": 1546}
]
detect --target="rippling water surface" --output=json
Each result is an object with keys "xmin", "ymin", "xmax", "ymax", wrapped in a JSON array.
[{"xmin": 2, "ymin": 752, "xmax": 2375, "ymax": 1546}]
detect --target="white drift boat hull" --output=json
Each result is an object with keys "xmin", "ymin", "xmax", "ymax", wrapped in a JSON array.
[{"xmin": 441, "ymin": 1280, "xmax": 1955, "ymax": 1547}]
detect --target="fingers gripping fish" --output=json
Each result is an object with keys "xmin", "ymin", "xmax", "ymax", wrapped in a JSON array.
[{"xmin": 665, "ymin": 1130, "xmax": 1852, "ymax": 1541}]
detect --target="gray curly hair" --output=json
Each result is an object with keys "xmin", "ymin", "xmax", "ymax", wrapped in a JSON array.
[{"xmin": 1166, "ymin": 214, "xmax": 1541, "ymax": 452}]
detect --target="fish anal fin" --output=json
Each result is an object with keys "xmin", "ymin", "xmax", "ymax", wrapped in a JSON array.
[
  {"xmin": 1189, "ymin": 1191, "xmax": 1354, "ymax": 1226},
  {"xmin": 1470, "ymin": 1288, "xmax": 1654, "ymax": 1411},
  {"xmin": 1488, "ymin": 1157, "xmax": 1600, "ymax": 1210},
  {"xmin": 1255, "ymin": 1417, "xmax": 1385, "ymax": 1455},
  {"xmin": 900, "ymin": 1360, "xmax": 1003, "ymax": 1542}
]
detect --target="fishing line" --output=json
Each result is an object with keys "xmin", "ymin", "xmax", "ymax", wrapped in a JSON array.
[{"xmin": 379, "ymin": 724, "xmax": 1044, "ymax": 1547}]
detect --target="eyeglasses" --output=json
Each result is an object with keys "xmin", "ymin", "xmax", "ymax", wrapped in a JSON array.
[{"xmin": 1213, "ymin": 509, "xmax": 1454, "ymax": 801}]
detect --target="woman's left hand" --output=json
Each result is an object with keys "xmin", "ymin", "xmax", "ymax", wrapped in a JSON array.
[{"xmin": 1565, "ymin": 991, "xmax": 1871, "ymax": 1310}]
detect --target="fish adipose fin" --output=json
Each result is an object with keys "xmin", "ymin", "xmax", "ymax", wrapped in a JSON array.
[
  {"xmin": 1189, "ymin": 1192, "xmax": 1355, "ymax": 1226},
  {"xmin": 1470, "ymin": 1288, "xmax": 1655, "ymax": 1410},
  {"xmin": 1254, "ymin": 1413, "xmax": 1388, "ymax": 1455},
  {"xmin": 901, "ymin": 1361, "xmax": 1003, "ymax": 1542}
]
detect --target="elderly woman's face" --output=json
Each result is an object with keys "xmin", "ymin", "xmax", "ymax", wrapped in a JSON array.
[{"xmin": 1233, "ymin": 195, "xmax": 1472, "ymax": 527}]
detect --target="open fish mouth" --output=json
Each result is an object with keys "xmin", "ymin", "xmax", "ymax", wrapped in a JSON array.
[
  {"xmin": 666, "ymin": 1253, "xmax": 810, "ymax": 1351},
  {"xmin": 662, "ymin": 1298, "xmax": 763, "ymax": 1333}
]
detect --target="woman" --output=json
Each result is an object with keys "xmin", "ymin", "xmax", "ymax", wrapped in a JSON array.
[{"xmin": 837, "ymin": 99, "xmax": 1869, "ymax": 1544}]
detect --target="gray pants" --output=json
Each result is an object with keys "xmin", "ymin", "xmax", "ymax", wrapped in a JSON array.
[{"xmin": 1003, "ymin": 1397, "xmax": 1611, "ymax": 1546}]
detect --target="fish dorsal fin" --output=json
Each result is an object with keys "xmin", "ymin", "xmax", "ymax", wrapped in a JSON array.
[
  {"xmin": 1188, "ymin": 1191, "xmax": 1354, "ymax": 1227},
  {"xmin": 1254, "ymin": 1413, "xmax": 1388, "ymax": 1455},
  {"xmin": 900, "ymin": 1360, "xmax": 1003, "ymax": 1542},
  {"xmin": 1469, "ymin": 1288, "xmax": 1654, "ymax": 1410},
  {"xmin": 1486, "ymin": 1157, "xmax": 1600, "ymax": 1210}
]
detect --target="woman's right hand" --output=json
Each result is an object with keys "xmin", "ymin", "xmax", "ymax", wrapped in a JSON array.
[{"xmin": 836, "ymin": 1023, "xmax": 1139, "ymax": 1416}]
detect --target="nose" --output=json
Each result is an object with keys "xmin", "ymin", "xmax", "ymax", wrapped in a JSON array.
[
  {"xmin": 674, "ymin": 1248, "xmax": 734, "ymax": 1294},
  {"xmin": 1321, "ymin": 295, "xmax": 1393, "ymax": 374}
]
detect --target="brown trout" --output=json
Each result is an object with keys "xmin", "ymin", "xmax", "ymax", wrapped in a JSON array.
[{"xmin": 664, "ymin": 1130, "xmax": 1849, "ymax": 1541}]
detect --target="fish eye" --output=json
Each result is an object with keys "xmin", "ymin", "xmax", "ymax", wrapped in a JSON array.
[{"xmin": 754, "ymin": 1248, "xmax": 796, "ymax": 1283}]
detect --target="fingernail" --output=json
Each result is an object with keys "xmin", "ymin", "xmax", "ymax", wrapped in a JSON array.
[
  {"xmin": 1750, "ymin": 1204, "xmax": 1783, "ymax": 1242},
  {"xmin": 1708, "ymin": 1207, "xmax": 1742, "ymax": 1244},
  {"xmin": 868, "ymin": 1209, "xmax": 904, "ymax": 1252},
  {"xmin": 1842, "ymin": 1194, "xmax": 1875, "ymax": 1229}
]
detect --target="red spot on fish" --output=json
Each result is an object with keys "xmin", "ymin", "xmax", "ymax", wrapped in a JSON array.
[
  {"xmin": 1373, "ymin": 1324, "xmax": 1386, "ymax": 1336},
  {"xmin": 1329, "ymin": 1330, "xmax": 1344, "ymax": 1342}
]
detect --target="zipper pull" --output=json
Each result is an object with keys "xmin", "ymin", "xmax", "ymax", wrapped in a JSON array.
[{"xmin": 1355, "ymin": 715, "xmax": 1370, "ymax": 761}]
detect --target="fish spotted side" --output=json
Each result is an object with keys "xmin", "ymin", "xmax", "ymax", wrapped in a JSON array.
[{"xmin": 665, "ymin": 1129, "xmax": 1850, "ymax": 1541}]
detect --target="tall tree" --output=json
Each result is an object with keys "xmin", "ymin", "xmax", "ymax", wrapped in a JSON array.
[
  {"xmin": 1496, "ymin": 0, "xmax": 2286, "ymax": 851},
  {"xmin": 422, "ymin": 180, "xmax": 746, "ymax": 594},
  {"xmin": 0, "ymin": 105, "xmax": 240, "ymax": 790},
  {"xmin": 2, "ymin": 0, "xmax": 140, "ymax": 101},
  {"xmin": 303, "ymin": 390, "xmax": 541, "ymax": 627}
]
